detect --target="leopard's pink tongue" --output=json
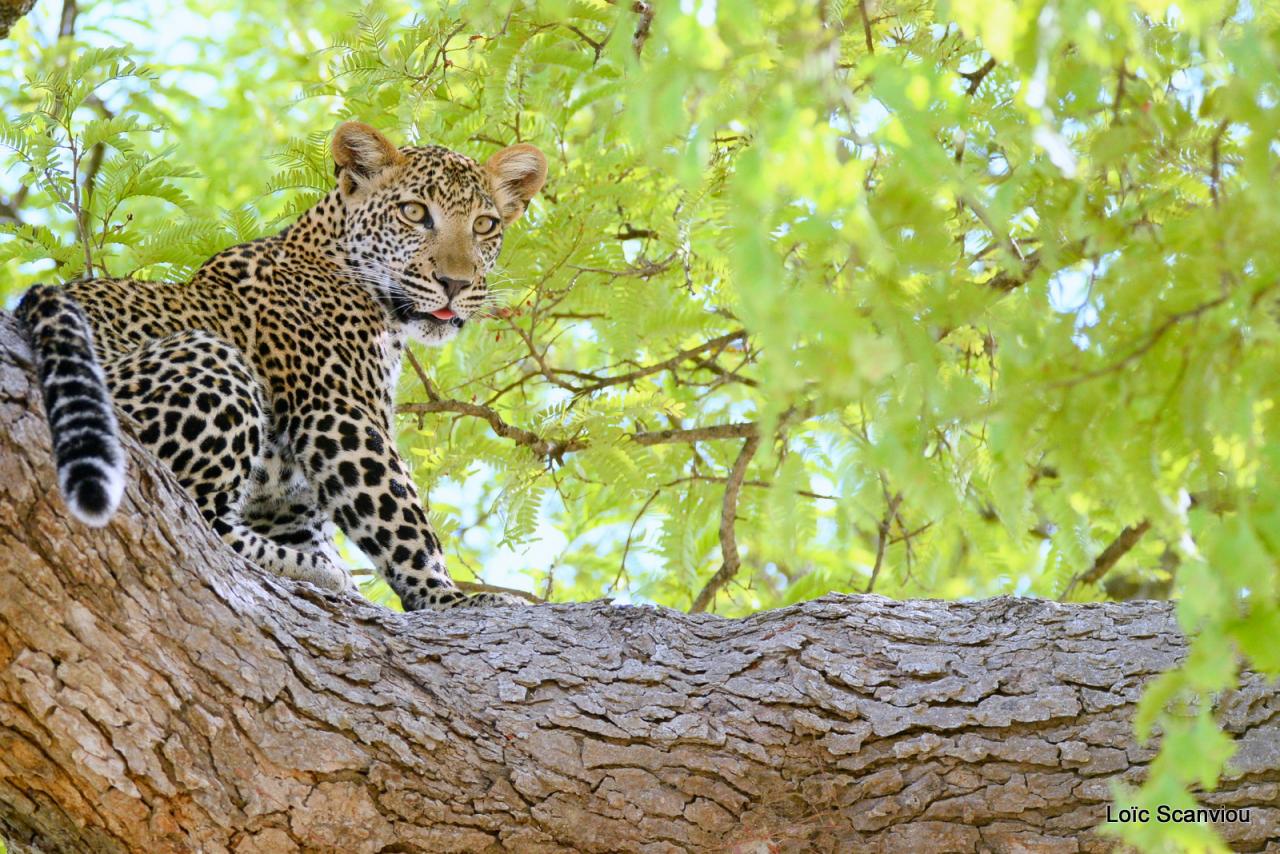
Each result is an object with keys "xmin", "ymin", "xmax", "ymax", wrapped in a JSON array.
[{"xmin": 430, "ymin": 308, "xmax": 456, "ymax": 320}]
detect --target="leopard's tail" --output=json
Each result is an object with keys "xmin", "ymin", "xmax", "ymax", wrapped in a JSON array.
[{"xmin": 15, "ymin": 284, "xmax": 125, "ymax": 527}]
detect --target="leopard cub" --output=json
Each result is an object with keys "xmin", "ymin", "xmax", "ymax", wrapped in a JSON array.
[{"xmin": 17, "ymin": 121, "xmax": 547, "ymax": 610}]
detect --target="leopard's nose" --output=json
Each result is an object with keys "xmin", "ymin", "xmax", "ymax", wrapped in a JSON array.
[{"xmin": 436, "ymin": 276, "xmax": 469, "ymax": 300}]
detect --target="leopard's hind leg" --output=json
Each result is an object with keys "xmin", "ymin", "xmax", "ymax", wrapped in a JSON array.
[{"xmin": 105, "ymin": 330, "xmax": 351, "ymax": 592}]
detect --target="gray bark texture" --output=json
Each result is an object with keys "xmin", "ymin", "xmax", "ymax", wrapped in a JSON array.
[{"xmin": 0, "ymin": 309, "xmax": 1278, "ymax": 854}]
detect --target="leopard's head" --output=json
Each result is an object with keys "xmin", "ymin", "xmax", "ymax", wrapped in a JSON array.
[{"xmin": 331, "ymin": 121, "xmax": 547, "ymax": 345}]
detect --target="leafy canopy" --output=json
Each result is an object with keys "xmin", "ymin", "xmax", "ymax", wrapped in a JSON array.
[{"xmin": 1, "ymin": 1, "xmax": 1277, "ymax": 848}]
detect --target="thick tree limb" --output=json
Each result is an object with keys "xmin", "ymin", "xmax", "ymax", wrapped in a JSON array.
[
  {"xmin": 1, "ymin": 312, "xmax": 1279, "ymax": 852},
  {"xmin": 0, "ymin": 0, "xmax": 36, "ymax": 38}
]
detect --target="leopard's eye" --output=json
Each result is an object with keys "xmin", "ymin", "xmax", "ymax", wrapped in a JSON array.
[
  {"xmin": 473, "ymin": 215, "xmax": 500, "ymax": 236},
  {"xmin": 399, "ymin": 202, "xmax": 431, "ymax": 226}
]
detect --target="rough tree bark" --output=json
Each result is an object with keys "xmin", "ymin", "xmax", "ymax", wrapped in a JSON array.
[
  {"xmin": 0, "ymin": 310, "xmax": 1277, "ymax": 854},
  {"xmin": 0, "ymin": 0, "xmax": 35, "ymax": 38}
]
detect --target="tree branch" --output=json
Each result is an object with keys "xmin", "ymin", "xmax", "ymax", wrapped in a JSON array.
[
  {"xmin": 629, "ymin": 1, "xmax": 653, "ymax": 55},
  {"xmin": 1051, "ymin": 293, "xmax": 1236, "ymax": 388},
  {"xmin": 984, "ymin": 250, "xmax": 1041, "ymax": 292},
  {"xmin": 864, "ymin": 489, "xmax": 903, "ymax": 594},
  {"xmin": 0, "ymin": 0, "xmax": 36, "ymax": 39},
  {"xmin": 960, "ymin": 57, "xmax": 997, "ymax": 95},
  {"xmin": 1062, "ymin": 519, "xmax": 1153, "ymax": 600},
  {"xmin": 571, "ymin": 330, "xmax": 750, "ymax": 396},
  {"xmin": 858, "ymin": 0, "xmax": 875, "ymax": 55},
  {"xmin": 402, "ymin": 385, "xmax": 759, "ymax": 463},
  {"xmin": 0, "ymin": 184, "xmax": 27, "ymax": 224},
  {"xmin": 689, "ymin": 432, "xmax": 760, "ymax": 613},
  {"xmin": 632, "ymin": 421, "xmax": 759, "ymax": 446},
  {"xmin": 1, "ymin": 312, "xmax": 1278, "ymax": 851},
  {"xmin": 404, "ymin": 396, "xmax": 587, "ymax": 462},
  {"xmin": 57, "ymin": 0, "xmax": 74, "ymax": 38},
  {"xmin": 81, "ymin": 93, "xmax": 114, "ymax": 253}
]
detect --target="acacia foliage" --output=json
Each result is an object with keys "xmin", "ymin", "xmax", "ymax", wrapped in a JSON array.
[{"xmin": 0, "ymin": 1, "xmax": 1278, "ymax": 848}]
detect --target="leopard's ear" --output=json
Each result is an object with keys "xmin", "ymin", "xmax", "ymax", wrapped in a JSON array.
[
  {"xmin": 332, "ymin": 121, "xmax": 404, "ymax": 195},
  {"xmin": 485, "ymin": 143, "xmax": 547, "ymax": 224}
]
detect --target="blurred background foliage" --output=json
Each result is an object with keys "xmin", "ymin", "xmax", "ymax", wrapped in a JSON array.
[{"xmin": 1, "ymin": 0, "xmax": 1277, "ymax": 848}]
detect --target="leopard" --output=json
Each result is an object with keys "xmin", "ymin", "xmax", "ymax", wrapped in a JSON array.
[{"xmin": 15, "ymin": 120, "xmax": 547, "ymax": 610}]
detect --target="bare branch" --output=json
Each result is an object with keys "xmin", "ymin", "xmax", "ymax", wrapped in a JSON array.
[
  {"xmin": 689, "ymin": 433, "xmax": 761, "ymax": 613},
  {"xmin": 959, "ymin": 191, "xmax": 1022, "ymax": 263},
  {"xmin": 959, "ymin": 57, "xmax": 996, "ymax": 95},
  {"xmin": 1062, "ymin": 519, "xmax": 1153, "ymax": 600},
  {"xmin": 405, "ymin": 348, "xmax": 441, "ymax": 401},
  {"xmin": 404, "ymin": 387, "xmax": 761, "ymax": 461},
  {"xmin": 630, "ymin": 1, "xmax": 654, "ymax": 55},
  {"xmin": 573, "ymin": 330, "xmax": 749, "ymax": 395},
  {"xmin": 604, "ymin": 0, "xmax": 654, "ymax": 55},
  {"xmin": 632, "ymin": 421, "xmax": 759, "ymax": 446},
  {"xmin": 571, "ymin": 250, "xmax": 678, "ymax": 279},
  {"xmin": 663, "ymin": 474, "xmax": 838, "ymax": 502},
  {"xmin": 984, "ymin": 250, "xmax": 1042, "ymax": 292},
  {"xmin": 402, "ymin": 397, "xmax": 586, "ymax": 463},
  {"xmin": 1052, "ymin": 293, "xmax": 1236, "ymax": 388},
  {"xmin": 615, "ymin": 226, "xmax": 659, "ymax": 241},
  {"xmin": 616, "ymin": 488, "xmax": 662, "ymax": 590},
  {"xmin": 1210, "ymin": 118, "xmax": 1229, "ymax": 207},
  {"xmin": 57, "ymin": 0, "xmax": 75, "ymax": 38},
  {"xmin": 0, "ymin": 184, "xmax": 26, "ymax": 224},
  {"xmin": 864, "ymin": 490, "xmax": 903, "ymax": 594},
  {"xmin": 858, "ymin": 0, "xmax": 875, "ymax": 55}
]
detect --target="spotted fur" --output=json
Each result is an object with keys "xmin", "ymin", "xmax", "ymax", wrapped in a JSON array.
[{"xmin": 15, "ymin": 121, "xmax": 548, "ymax": 610}]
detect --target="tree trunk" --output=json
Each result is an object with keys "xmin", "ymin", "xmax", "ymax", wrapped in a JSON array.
[{"xmin": 0, "ymin": 311, "xmax": 1277, "ymax": 854}]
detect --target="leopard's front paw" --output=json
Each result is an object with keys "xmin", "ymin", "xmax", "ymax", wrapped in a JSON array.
[
  {"xmin": 305, "ymin": 558, "xmax": 356, "ymax": 593},
  {"xmin": 460, "ymin": 591, "xmax": 529, "ymax": 607},
  {"xmin": 401, "ymin": 588, "xmax": 532, "ymax": 610}
]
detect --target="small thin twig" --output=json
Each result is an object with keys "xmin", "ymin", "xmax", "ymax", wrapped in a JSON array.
[
  {"xmin": 1050, "ymin": 294, "xmax": 1233, "ymax": 388},
  {"xmin": 1209, "ymin": 118, "xmax": 1229, "ymax": 208},
  {"xmin": 81, "ymin": 93, "xmax": 113, "ymax": 253},
  {"xmin": 865, "ymin": 489, "xmax": 902, "ymax": 594},
  {"xmin": 564, "ymin": 23, "xmax": 605, "ymax": 63},
  {"xmin": 405, "ymin": 348, "xmax": 441, "ymax": 401},
  {"xmin": 662, "ymin": 474, "xmax": 837, "ymax": 502},
  {"xmin": 1112, "ymin": 59, "xmax": 1127, "ymax": 121},
  {"xmin": 615, "ymin": 488, "xmax": 662, "ymax": 590},
  {"xmin": 959, "ymin": 191, "xmax": 1023, "ymax": 263}
]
